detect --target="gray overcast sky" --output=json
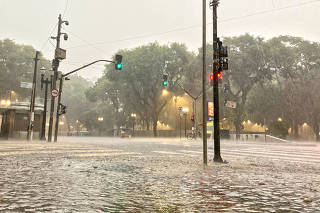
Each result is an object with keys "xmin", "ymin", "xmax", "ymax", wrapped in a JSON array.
[{"xmin": 1, "ymin": 0, "xmax": 320, "ymax": 81}]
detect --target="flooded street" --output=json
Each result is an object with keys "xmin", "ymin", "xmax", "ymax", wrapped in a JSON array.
[{"xmin": 0, "ymin": 137, "xmax": 320, "ymax": 212}]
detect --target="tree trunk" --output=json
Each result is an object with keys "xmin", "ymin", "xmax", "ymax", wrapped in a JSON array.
[
  {"xmin": 311, "ymin": 121, "xmax": 320, "ymax": 142},
  {"xmin": 146, "ymin": 120, "xmax": 150, "ymax": 131},
  {"xmin": 292, "ymin": 119, "xmax": 299, "ymax": 140},
  {"xmin": 153, "ymin": 120, "xmax": 158, "ymax": 137}
]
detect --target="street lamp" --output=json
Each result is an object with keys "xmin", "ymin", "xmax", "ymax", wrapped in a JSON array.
[
  {"xmin": 278, "ymin": 117, "xmax": 283, "ymax": 122},
  {"xmin": 98, "ymin": 117, "xmax": 104, "ymax": 136},
  {"xmin": 131, "ymin": 113, "xmax": 137, "ymax": 137},
  {"xmin": 162, "ymin": 89, "xmax": 169, "ymax": 96}
]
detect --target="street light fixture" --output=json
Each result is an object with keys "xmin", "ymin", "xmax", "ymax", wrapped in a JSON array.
[{"xmin": 162, "ymin": 89, "xmax": 169, "ymax": 96}]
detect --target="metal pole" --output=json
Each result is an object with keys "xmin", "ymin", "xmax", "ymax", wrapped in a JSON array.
[
  {"xmin": 40, "ymin": 77, "xmax": 49, "ymax": 141},
  {"xmin": 202, "ymin": 0, "xmax": 208, "ymax": 165},
  {"xmin": 179, "ymin": 115, "xmax": 182, "ymax": 140},
  {"xmin": 132, "ymin": 119, "xmax": 135, "ymax": 137},
  {"xmin": 54, "ymin": 77, "xmax": 63, "ymax": 142},
  {"xmin": 211, "ymin": 0, "xmax": 223, "ymax": 163},
  {"xmin": 27, "ymin": 51, "xmax": 40, "ymax": 141},
  {"xmin": 48, "ymin": 14, "xmax": 62, "ymax": 142},
  {"xmin": 184, "ymin": 113, "xmax": 187, "ymax": 138},
  {"xmin": 194, "ymin": 99, "xmax": 197, "ymax": 139}
]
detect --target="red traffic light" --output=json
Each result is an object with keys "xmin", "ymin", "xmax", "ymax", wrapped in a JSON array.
[
  {"xmin": 190, "ymin": 115, "xmax": 195, "ymax": 121},
  {"xmin": 215, "ymin": 72, "xmax": 222, "ymax": 79},
  {"xmin": 209, "ymin": 74, "xmax": 214, "ymax": 81}
]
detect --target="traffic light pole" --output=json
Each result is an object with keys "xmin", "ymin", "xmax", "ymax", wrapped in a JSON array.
[
  {"xmin": 51, "ymin": 59, "xmax": 117, "ymax": 142},
  {"xmin": 202, "ymin": 0, "xmax": 208, "ymax": 165},
  {"xmin": 54, "ymin": 76, "xmax": 63, "ymax": 142},
  {"xmin": 211, "ymin": 0, "xmax": 223, "ymax": 163}
]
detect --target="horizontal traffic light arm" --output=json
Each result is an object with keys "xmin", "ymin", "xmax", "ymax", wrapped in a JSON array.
[{"xmin": 63, "ymin": 59, "xmax": 115, "ymax": 77}]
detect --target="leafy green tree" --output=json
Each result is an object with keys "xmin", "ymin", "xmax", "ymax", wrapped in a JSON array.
[
  {"xmin": 223, "ymin": 34, "xmax": 271, "ymax": 139},
  {"xmin": 0, "ymin": 39, "xmax": 50, "ymax": 101},
  {"xmin": 90, "ymin": 42, "xmax": 192, "ymax": 137}
]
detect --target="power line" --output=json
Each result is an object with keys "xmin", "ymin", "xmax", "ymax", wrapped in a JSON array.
[
  {"xmin": 62, "ymin": 0, "xmax": 69, "ymax": 18},
  {"xmin": 40, "ymin": 0, "xmax": 69, "ymax": 52},
  {"xmin": 40, "ymin": 23, "xmax": 58, "ymax": 52},
  {"xmin": 66, "ymin": 0, "xmax": 320, "ymax": 50}
]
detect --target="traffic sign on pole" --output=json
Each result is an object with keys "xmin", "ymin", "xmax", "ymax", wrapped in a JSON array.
[{"xmin": 50, "ymin": 88, "xmax": 59, "ymax": 98}]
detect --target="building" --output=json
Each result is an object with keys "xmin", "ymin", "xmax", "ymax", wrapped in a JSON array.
[{"xmin": 0, "ymin": 102, "xmax": 44, "ymax": 140}]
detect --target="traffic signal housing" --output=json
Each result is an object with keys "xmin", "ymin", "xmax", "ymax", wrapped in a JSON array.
[
  {"xmin": 163, "ymin": 74, "xmax": 168, "ymax": 86},
  {"xmin": 59, "ymin": 103, "xmax": 67, "ymax": 115},
  {"xmin": 223, "ymin": 84, "xmax": 230, "ymax": 94},
  {"xmin": 115, "ymin": 54, "xmax": 123, "ymax": 70},
  {"xmin": 190, "ymin": 115, "xmax": 195, "ymax": 122}
]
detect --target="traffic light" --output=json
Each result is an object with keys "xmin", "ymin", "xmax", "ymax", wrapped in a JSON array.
[
  {"xmin": 190, "ymin": 115, "xmax": 195, "ymax": 122},
  {"xmin": 59, "ymin": 103, "xmax": 67, "ymax": 115},
  {"xmin": 209, "ymin": 74, "xmax": 214, "ymax": 86},
  {"xmin": 215, "ymin": 71, "xmax": 222, "ymax": 79},
  {"xmin": 224, "ymin": 100, "xmax": 228, "ymax": 107},
  {"xmin": 223, "ymin": 84, "xmax": 230, "ymax": 94},
  {"xmin": 115, "ymin": 54, "xmax": 123, "ymax": 70},
  {"xmin": 163, "ymin": 74, "xmax": 168, "ymax": 86}
]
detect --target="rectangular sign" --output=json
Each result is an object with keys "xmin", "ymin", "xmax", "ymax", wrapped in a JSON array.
[
  {"xmin": 20, "ymin": 82, "xmax": 33, "ymax": 89},
  {"xmin": 208, "ymin": 101, "xmax": 214, "ymax": 117},
  {"xmin": 226, "ymin": 101, "xmax": 237, "ymax": 109}
]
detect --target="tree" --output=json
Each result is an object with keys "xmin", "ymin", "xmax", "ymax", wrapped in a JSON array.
[
  {"xmin": 90, "ymin": 42, "xmax": 192, "ymax": 137},
  {"xmin": 0, "ymin": 39, "xmax": 50, "ymax": 101},
  {"xmin": 223, "ymin": 34, "xmax": 271, "ymax": 139}
]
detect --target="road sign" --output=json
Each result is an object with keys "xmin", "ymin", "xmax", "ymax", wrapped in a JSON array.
[
  {"xmin": 50, "ymin": 88, "xmax": 59, "ymax": 98},
  {"xmin": 20, "ymin": 82, "xmax": 33, "ymax": 89},
  {"xmin": 225, "ymin": 101, "xmax": 237, "ymax": 109}
]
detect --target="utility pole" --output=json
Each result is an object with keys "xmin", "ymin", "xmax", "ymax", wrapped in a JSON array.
[
  {"xmin": 202, "ymin": 0, "xmax": 208, "ymax": 165},
  {"xmin": 48, "ymin": 14, "xmax": 68, "ymax": 142},
  {"xmin": 40, "ymin": 74, "xmax": 51, "ymax": 141},
  {"xmin": 27, "ymin": 51, "xmax": 40, "ymax": 141},
  {"xmin": 211, "ymin": 0, "xmax": 223, "ymax": 163}
]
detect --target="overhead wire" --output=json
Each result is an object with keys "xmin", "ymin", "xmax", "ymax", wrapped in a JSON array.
[
  {"xmin": 65, "ymin": 0, "xmax": 320, "ymax": 50},
  {"xmin": 40, "ymin": 0, "xmax": 69, "ymax": 53}
]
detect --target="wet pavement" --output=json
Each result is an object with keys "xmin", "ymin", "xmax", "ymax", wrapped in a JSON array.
[{"xmin": 0, "ymin": 137, "xmax": 320, "ymax": 212}]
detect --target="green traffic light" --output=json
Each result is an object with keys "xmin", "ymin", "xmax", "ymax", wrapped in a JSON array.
[
  {"xmin": 163, "ymin": 81, "xmax": 168, "ymax": 86},
  {"xmin": 116, "ymin": 63, "xmax": 122, "ymax": 70}
]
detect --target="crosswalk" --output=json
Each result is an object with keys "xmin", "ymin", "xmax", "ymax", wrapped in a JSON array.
[
  {"xmin": 171, "ymin": 143, "xmax": 320, "ymax": 164},
  {"xmin": 0, "ymin": 142, "xmax": 139, "ymax": 158},
  {"xmin": 1, "ymin": 140, "xmax": 320, "ymax": 164}
]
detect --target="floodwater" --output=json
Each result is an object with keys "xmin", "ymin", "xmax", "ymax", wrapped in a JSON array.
[{"xmin": 0, "ymin": 137, "xmax": 319, "ymax": 212}]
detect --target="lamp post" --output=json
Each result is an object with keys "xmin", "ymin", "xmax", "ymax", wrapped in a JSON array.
[
  {"xmin": 76, "ymin": 120, "xmax": 80, "ymax": 136},
  {"xmin": 40, "ymin": 68, "xmax": 52, "ymax": 141},
  {"xmin": 182, "ymin": 107, "xmax": 189, "ymax": 138},
  {"xmin": 131, "ymin": 113, "xmax": 137, "ymax": 137},
  {"xmin": 98, "ymin": 117, "xmax": 103, "ymax": 136}
]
